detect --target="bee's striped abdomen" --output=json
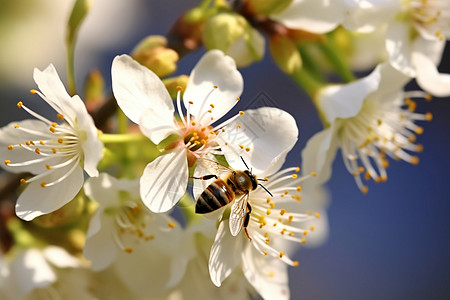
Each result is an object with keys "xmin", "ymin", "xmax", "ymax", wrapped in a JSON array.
[{"xmin": 195, "ymin": 179, "xmax": 235, "ymax": 214}]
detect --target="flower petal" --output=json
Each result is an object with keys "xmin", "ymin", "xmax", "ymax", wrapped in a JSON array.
[
  {"xmin": 272, "ymin": 0, "xmax": 344, "ymax": 34},
  {"xmin": 242, "ymin": 245, "xmax": 289, "ymax": 300},
  {"xmin": 111, "ymin": 54, "xmax": 174, "ymax": 124},
  {"xmin": 67, "ymin": 95, "xmax": 102, "ymax": 177},
  {"xmin": 42, "ymin": 246, "xmax": 80, "ymax": 268},
  {"xmin": 139, "ymin": 107, "xmax": 178, "ymax": 144},
  {"xmin": 385, "ymin": 20, "xmax": 416, "ymax": 77},
  {"xmin": 140, "ymin": 150, "xmax": 188, "ymax": 213},
  {"xmin": 318, "ymin": 64, "xmax": 381, "ymax": 122},
  {"xmin": 10, "ymin": 249, "xmax": 56, "ymax": 294},
  {"xmin": 15, "ymin": 164, "xmax": 84, "ymax": 221},
  {"xmin": 209, "ymin": 220, "xmax": 244, "ymax": 287},
  {"xmin": 301, "ymin": 126, "xmax": 337, "ymax": 184},
  {"xmin": 183, "ymin": 50, "xmax": 243, "ymax": 124},
  {"xmin": 413, "ymin": 50, "xmax": 450, "ymax": 97},
  {"xmin": 218, "ymin": 107, "xmax": 298, "ymax": 175}
]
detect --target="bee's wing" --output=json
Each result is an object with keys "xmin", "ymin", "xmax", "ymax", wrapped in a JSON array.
[
  {"xmin": 229, "ymin": 193, "xmax": 249, "ymax": 236},
  {"xmin": 196, "ymin": 157, "xmax": 234, "ymax": 175}
]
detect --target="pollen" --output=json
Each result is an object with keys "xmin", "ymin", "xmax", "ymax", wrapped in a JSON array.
[
  {"xmin": 176, "ymin": 86, "xmax": 183, "ymax": 91},
  {"xmin": 425, "ymin": 112, "xmax": 433, "ymax": 121},
  {"xmin": 188, "ymin": 101, "xmax": 194, "ymax": 105},
  {"xmin": 291, "ymin": 174, "xmax": 298, "ymax": 179},
  {"xmin": 362, "ymin": 186, "xmax": 369, "ymax": 194},
  {"xmin": 415, "ymin": 127, "xmax": 424, "ymax": 135},
  {"xmin": 57, "ymin": 114, "xmax": 64, "ymax": 120},
  {"xmin": 279, "ymin": 251, "xmax": 285, "ymax": 258},
  {"xmin": 293, "ymin": 261, "xmax": 299, "ymax": 267},
  {"xmin": 310, "ymin": 172, "xmax": 317, "ymax": 177},
  {"xmin": 263, "ymin": 251, "xmax": 268, "ymax": 255},
  {"xmin": 239, "ymin": 145, "xmax": 244, "ymax": 149},
  {"xmin": 124, "ymin": 248, "xmax": 133, "ymax": 254},
  {"xmin": 30, "ymin": 89, "xmax": 37, "ymax": 94},
  {"xmin": 17, "ymin": 101, "xmax": 23, "ymax": 108},
  {"xmin": 51, "ymin": 148, "xmax": 57, "ymax": 154},
  {"xmin": 210, "ymin": 103, "xmax": 215, "ymax": 108},
  {"xmin": 237, "ymin": 124, "xmax": 241, "ymax": 128},
  {"xmin": 411, "ymin": 156, "xmax": 420, "ymax": 165},
  {"xmin": 239, "ymin": 111, "xmax": 244, "ymax": 115},
  {"xmin": 213, "ymin": 85, "xmax": 218, "ymax": 89},
  {"xmin": 267, "ymin": 208, "xmax": 271, "ymax": 215},
  {"xmin": 245, "ymin": 147, "xmax": 251, "ymax": 152},
  {"xmin": 39, "ymin": 140, "xmax": 45, "ymax": 145},
  {"xmin": 300, "ymin": 237, "xmax": 306, "ymax": 243},
  {"xmin": 168, "ymin": 221, "xmax": 175, "ymax": 228},
  {"xmin": 7, "ymin": 145, "xmax": 13, "ymax": 150},
  {"xmin": 296, "ymin": 186, "xmax": 302, "ymax": 192},
  {"xmin": 303, "ymin": 230, "xmax": 309, "ymax": 236},
  {"xmin": 40, "ymin": 182, "xmax": 47, "ymax": 188},
  {"xmin": 46, "ymin": 164, "xmax": 52, "ymax": 170},
  {"xmin": 315, "ymin": 212, "xmax": 321, "ymax": 218},
  {"xmin": 280, "ymin": 209, "xmax": 286, "ymax": 216},
  {"xmin": 425, "ymin": 94, "xmax": 432, "ymax": 101},
  {"xmin": 49, "ymin": 127, "xmax": 56, "ymax": 133},
  {"xmin": 35, "ymin": 148, "xmax": 41, "ymax": 154},
  {"xmin": 310, "ymin": 225, "xmax": 316, "ymax": 231},
  {"xmin": 14, "ymin": 124, "xmax": 19, "ymax": 128},
  {"xmin": 4, "ymin": 160, "xmax": 11, "ymax": 165},
  {"xmin": 20, "ymin": 179, "xmax": 27, "ymax": 184}
]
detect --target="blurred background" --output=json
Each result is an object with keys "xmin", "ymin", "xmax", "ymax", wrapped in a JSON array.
[{"xmin": 0, "ymin": 0, "xmax": 449, "ymax": 299}]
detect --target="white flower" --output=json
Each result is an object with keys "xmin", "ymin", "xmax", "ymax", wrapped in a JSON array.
[
  {"xmin": 112, "ymin": 50, "xmax": 245, "ymax": 213},
  {"xmin": 83, "ymin": 173, "xmax": 194, "ymax": 297},
  {"xmin": 0, "ymin": 64, "xmax": 103, "ymax": 221},
  {"xmin": 302, "ymin": 63, "xmax": 432, "ymax": 192},
  {"xmin": 271, "ymin": 0, "xmax": 346, "ymax": 34},
  {"xmin": 206, "ymin": 164, "xmax": 321, "ymax": 300},
  {"xmin": 342, "ymin": 0, "xmax": 450, "ymax": 96}
]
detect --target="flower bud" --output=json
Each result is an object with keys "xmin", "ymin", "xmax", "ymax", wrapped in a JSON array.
[
  {"xmin": 203, "ymin": 12, "xmax": 264, "ymax": 67},
  {"xmin": 246, "ymin": 0, "xmax": 293, "ymax": 15},
  {"xmin": 269, "ymin": 34, "xmax": 302, "ymax": 74},
  {"xmin": 163, "ymin": 75, "xmax": 189, "ymax": 99},
  {"xmin": 132, "ymin": 35, "xmax": 179, "ymax": 78}
]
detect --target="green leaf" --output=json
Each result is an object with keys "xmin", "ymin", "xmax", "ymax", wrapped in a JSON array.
[{"xmin": 66, "ymin": 0, "xmax": 91, "ymax": 96}]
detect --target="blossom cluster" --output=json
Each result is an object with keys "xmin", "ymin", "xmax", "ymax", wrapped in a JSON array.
[{"xmin": 0, "ymin": 0, "xmax": 448, "ymax": 299}]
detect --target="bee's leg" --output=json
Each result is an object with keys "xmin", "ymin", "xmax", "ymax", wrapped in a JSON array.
[
  {"xmin": 190, "ymin": 174, "xmax": 218, "ymax": 180},
  {"xmin": 244, "ymin": 203, "xmax": 252, "ymax": 241}
]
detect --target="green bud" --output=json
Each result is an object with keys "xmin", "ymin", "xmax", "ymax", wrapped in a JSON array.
[
  {"xmin": 163, "ymin": 75, "xmax": 189, "ymax": 99},
  {"xmin": 203, "ymin": 12, "xmax": 265, "ymax": 67},
  {"xmin": 84, "ymin": 69, "xmax": 105, "ymax": 104},
  {"xmin": 269, "ymin": 34, "xmax": 302, "ymax": 74},
  {"xmin": 132, "ymin": 35, "xmax": 179, "ymax": 78},
  {"xmin": 246, "ymin": 0, "xmax": 293, "ymax": 15}
]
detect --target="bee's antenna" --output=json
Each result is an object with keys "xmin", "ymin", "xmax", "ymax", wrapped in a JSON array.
[
  {"xmin": 259, "ymin": 183, "xmax": 273, "ymax": 197},
  {"xmin": 240, "ymin": 156, "xmax": 250, "ymax": 170},
  {"xmin": 257, "ymin": 178, "xmax": 268, "ymax": 181}
]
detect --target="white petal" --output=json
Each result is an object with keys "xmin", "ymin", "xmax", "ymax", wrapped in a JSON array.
[
  {"xmin": 33, "ymin": 64, "xmax": 75, "ymax": 120},
  {"xmin": 111, "ymin": 54, "xmax": 174, "ymax": 124},
  {"xmin": 209, "ymin": 220, "xmax": 244, "ymax": 287},
  {"xmin": 341, "ymin": 0, "xmax": 399, "ymax": 33},
  {"xmin": 139, "ymin": 107, "xmax": 178, "ymax": 145},
  {"xmin": 183, "ymin": 50, "xmax": 243, "ymax": 124},
  {"xmin": 0, "ymin": 120, "xmax": 59, "ymax": 174},
  {"xmin": 386, "ymin": 21, "xmax": 416, "ymax": 77},
  {"xmin": 242, "ymin": 246, "xmax": 289, "ymax": 300},
  {"xmin": 301, "ymin": 126, "xmax": 337, "ymax": 184},
  {"xmin": 11, "ymin": 249, "xmax": 56, "ymax": 294},
  {"xmin": 413, "ymin": 52, "xmax": 450, "ymax": 97},
  {"xmin": 67, "ymin": 95, "xmax": 102, "ymax": 177},
  {"xmin": 15, "ymin": 164, "xmax": 84, "ymax": 221},
  {"xmin": 227, "ymin": 27, "xmax": 265, "ymax": 68},
  {"xmin": 413, "ymin": 36, "xmax": 446, "ymax": 66},
  {"xmin": 42, "ymin": 246, "xmax": 80, "ymax": 268},
  {"xmin": 272, "ymin": 0, "xmax": 344, "ymax": 34},
  {"xmin": 140, "ymin": 150, "xmax": 188, "ymax": 213},
  {"xmin": 318, "ymin": 64, "xmax": 381, "ymax": 122},
  {"xmin": 219, "ymin": 107, "xmax": 298, "ymax": 175}
]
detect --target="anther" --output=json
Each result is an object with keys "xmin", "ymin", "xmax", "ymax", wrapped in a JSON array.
[
  {"xmin": 188, "ymin": 101, "xmax": 194, "ymax": 105},
  {"xmin": 245, "ymin": 147, "xmax": 251, "ymax": 152},
  {"xmin": 7, "ymin": 145, "xmax": 13, "ymax": 150},
  {"xmin": 30, "ymin": 89, "xmax": 37, "ymax": 94},
  {"xmin": 296, "ymin": 186, "xmax": 302, "ymax": 192},
  {"xmin": 51, "ymin": 148, "xmax": 57, "ymax": 154},
  {"xmin": 213, "ymin": 85, "xmax": 218, "ymax": 89},
  {"xmin": 40, "ymin": 182, "xmax": 47, "ymax": 188},
  {"xmin": 411, "ymin": 156, "xmax": 420, "ymax": 165},
  {"xmin": 293, "ymin": 261, "xmax": 299, "ymax": 267},
  {"xmin": 295, "ymin": 167, "xmax": 300, "ymax": 172},
  {"xmin": 280, "ymin": 209, "xmax": 286, "ymax": 216},
  {"xmin": 239, "ymin": 111, "xmax": 244, "ymax": 115},
  {"xmin": 236, "ymin": 97, "xmax": 240, "ymax": 101},
  {"xmin": 310, "ymin": 172, "xmax": 317, "ymax": 177},
  {"xmin": 17, "ymin": 101, "xmax": 23, "ymax": 108},
  {"xmin": 315, "ymin": 212, "xmax": 321, "ymax": 218},
  {"xmin": 51, "ymin": 122, "xmax": 57, "ymax": 127},
  {"xmin": 300, "ymin": 237, "xmax": 306, "ymax": 243},
  {"xmin": 263, "ymin": 251, "xmax": 268, "ymax": 255},
  {"xmin": 4, "ymin": 160, "xmax": 11, "ymax": 165},
  {"xmin": 362, "ymin": 186, "xmax": 369, "ymax": 194},
  {"xmin": 20, "ymin": 179, "xmax": 27, "ymax": 184},
  {"xmin": 35, "ymin": 148, "xmax": 41, "ymax": 154},
  {"xmin": 124, "ymin": 248, "xmax": 133, "ymax": 253},
  {"xmin": 425, "ymin": 112, "xmax": 433, "ymax": 121},
  {"xmin": 310, "ymin": 225, "xmax": 315, "ymax": 231},
  {"xmin": 57, "ymin": 138, "xmax": 63, "ymax": 144},
  {"xmin": 176, "ymin": 86, "xmax": 183, "ymax": 91},
  {"xmin": 14, "ymin": 125, "xmax": 19, "ymax": 128},
  {"xmin": 291, "ymin": 174, "xmax": 298, "ymax": 179},
  {"xmin": 57, "ymin": 114, "xmax": 64, "ymax": 120},
  {"xmin": 415, "ymin": 127, "xmax": 424, "ymax": 135},
  {"xmin": 168, "ymin": 221, "xmax": 175, "ymax": 228},
  {"xmin": 40, "ymin": 140, "xmax": 45, "ymax": 145},
  {"xmin": 49, "ymin": 127, "xmax": 56, "ymax": 133},
  {"xmin": 303, "ymin": 230, "xmax": 309, "ymax": 236},
  {"xmin": 279, "ymin": 251, "xmax": 285, "ymax": 258},
  {"xmin": 46, "ymin": 164, "xmax": 52, "ymax": 170},
  {"xmin": 210, "ymin": 104, "xmax": 215, "ymax": 108},
  {"xmin": 239, "ymin": 145, "xmax": 244, "ymax": 149}
]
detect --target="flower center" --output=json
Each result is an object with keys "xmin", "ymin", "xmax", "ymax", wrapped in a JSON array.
[
  {"xmin": 409, "ymin": 0, "xmax": 449, "ymax": 40},
  {"xmin": 339, "ymin": 92, "xmax": 432, "ymax": 192}
]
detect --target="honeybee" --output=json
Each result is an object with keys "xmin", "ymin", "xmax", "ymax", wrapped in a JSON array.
[{"xmin": 192, "ymin": 157, "xmax": 271, "ymax": 240}]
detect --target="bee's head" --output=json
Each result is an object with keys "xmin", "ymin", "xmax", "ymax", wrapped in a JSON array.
[{"xmin": 244, "ymin": 170, "xmax": 258, "ymax": 190}]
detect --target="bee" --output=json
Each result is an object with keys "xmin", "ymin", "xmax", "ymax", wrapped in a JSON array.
[{"xmin": 192, "ymin": 157, "xmax": 272, "ymax": 240}]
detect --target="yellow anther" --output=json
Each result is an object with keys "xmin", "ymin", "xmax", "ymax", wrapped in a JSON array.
[
  {"xmin": 30, "ymin": 89, "xmax": 37, "ymax": 94},
  {"xmin": 268, "ymin": 271, "xmax": 275, "ymax": 277},
  {"xmin": 191, "ymin": 121, "xmax": 196, "ymax": 126},
  {"xmin": 303, "ymin": 230, "xmax": 309, "ymax": 236},
  {"xmin": 239, "ymin": 111, "xmax": 244, "ymax": 115},
  {"xmin": 265, "ymin": 238, "xmax": 270, "ymax": 244},
  {"xmin": 266, "ymin": 208, "xmax": 271, "ymax": 215},
  {"xmin": 188, "ymin": 100, "xmax": 194, "ymax": 105},
  {"xmin": 415, "ymin": 127, "xmax": 424, "ymax": 135},
  {"xmin": 280, "ymin": 209, "xmax": 286, "ymax": 216},
  {"xmin": 17, "ymin": 101, "xmax": 23, "ymax": 108},
  {"xmin": 245, "ymin": 147, "xmax": 251, "ymax": 152},
  {"xmin": 296, "ymin": 186, "xmax": 302, "ymax": 192},
  {"xmin": 416, "ymin": 144, "xmax": 424, "ymax": 152},
  {"xmin": 57, "ymin": 114, "xmax": 64, "ymax": 120},
  {"xmin": 7, "ymin": 145, "xmax": 13, "ymax": 150},
  {"xmin": 176, "ymin": 86, "xmax": 183, "ymax": 91},
  {"xmin": 264, "ymin": 232, "xmax": 269, "ymax": 238},
  {"xmin": 291, "ymin": 174, "xmax": 298, "ymax": 179},
  {"xmin": 39, "ymin": 140, "xmax": 45, "ymax": 145},
  {"xmin": 280, "ymin": 228, "xmax": 286, "ymax": 235},
  {"xmin": 40, "ymin": 182, "xmax": 47, "ymax": 188},
  {"xmin": 382, "ymin": 159, "xmax": 389, "ymax": 168},
  {"xmin": 358, "ymin": 166, "xmax": 365, "ymax": 173},
  {"xmin": 145, "ymin": 235, "xmax": 154, "ymax": 241},
  {"xmin": 300, "ymin": 237, "xmax": 306, "ymax": 243},
  {"xmin": 239, "ymin": 145, "xmax": 244, "ymax": 149},
  {"xmin": 46, "ymin": 164, "xmax": 52, "ymax": 170},
  {"xmin": 310, "ymin": 172, "xmax": 317, "ymax": 177},
  {"xmin": 20, "ymin": 179, "xmax": 27, "ymax": 184},
  {"xmin": 237, "ymin": 124, "xmax": 241, "ymax": 128},
  {"xmin": 310, "ymin": 225, "xmax": 316, "ymax": 231},
  {"xmin": 213, "ymin": 85, "xmax": 218, "ymax": 89},
  {"xmin": 288, "ymin": 215, "xmax": 294, "ymax": 223},
  {"xmin": 35, "ymin": 148, "xmax": 41, "ymax": 155},
  {"xmin": 364, "ymin": 171, "xmax": 371, "ymax": 181},
  {"xmin": 263, "ymin": 251, "xmax": 268, "ymax": 256},
  {"xmin": 51, "ymin": 122, "xmax": 57, "ymax": 127},
  {"xmin": 293, "ymin": 261, "xmax": 299, "ymax": 267},
  {"xmin": 279, "ymin": 251, "xmax": 284, "ymax": 258},
  {"xmin": 425, "ymin": 94, "xmax": 432, "ymax": 101},
  {"xmin": 362, "ymin": 186, "xmax": 369, "ymax": 194},
  {"xmin": 168, "ymin": 221, "xmax": 175, "ymax": 228},
  {"xmin": 266, "ymin": 198, "xmax": 271, "ymax": 203},
  {"xmin": 315, "ymin": 212, "xmax": 321, "ymax": 218},
  {"xmin": 4, "ymin": 160, "xmax": 11, "ymax": 165},
  {"xmin": 236, "ymin": 97, "xmax": 240, "ymax": 101},
  {"xmin": 51, "ymin": 148, "xmax": 57, "ymax": 154},
  {"xmin": 14, "ymin": 124, "xmax": 19, "ymax": 128},
  {"xmin": 124, "ymin": 248, "xmax": 133, "ymax": 253},
  {"xmin": 306, "ymin": 210, "xmax": 312, "ymax": 216},
  {"xmin": 425, "ymin": 112, "xmax": 433, "ymax": 121},
  {"xmin": 284, "ymin": 190, "xmax": 289, "ymax": 195},
  {"xmin": 29, "ymin": 141, "xmax": 35, "ymax": 145},
  {"xmin": 210, "ymin": 103, "xmax": 215, "ymax": 108},
  {"xmin": 49, "ymin": 127, "xmax": 56, "ymax": 133},
  {"xmin": 269, "ymin": 202, "xmax": 275, "ymax": 209},
  {"xmin": 379, "ymin": 176, "xmax": 387, "ymax": 182},
  {"xmin": 411, "ymin": 156, "xmax": 420, "ymax": 165}
]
